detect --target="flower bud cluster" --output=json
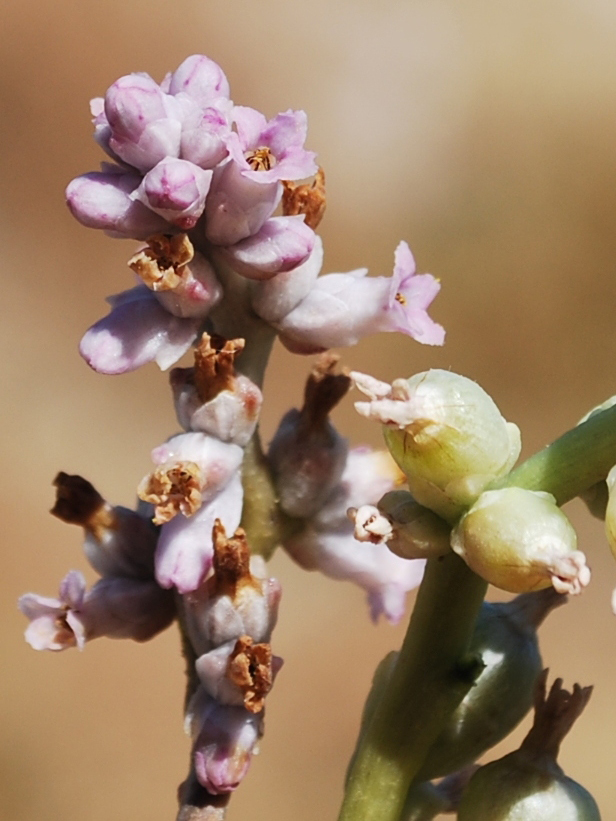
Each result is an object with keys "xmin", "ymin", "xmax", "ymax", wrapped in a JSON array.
[
  {"xmin": 352, "ymin": 369, "xmax": 592, "ymax": 597},
  {"xmin": 66, "ymin": 54, "xmax": 444, "ymax": 376}
]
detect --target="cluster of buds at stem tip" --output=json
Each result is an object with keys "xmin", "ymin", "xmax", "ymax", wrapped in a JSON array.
[{"xmin": 66, "ymin": 57, "xmax": 444, "ymax": 377}]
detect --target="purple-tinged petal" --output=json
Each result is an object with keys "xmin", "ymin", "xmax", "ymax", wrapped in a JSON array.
[
  {"xmin": 79, "ymin": 286, "xmax": 201, "ymax": 374},
  {"xmin": 220, "ymin": 216, "xmax": 315, "ymax": 280},
  {"xmin": 155, "ymin": 473, "xmax": 243, "ymax": 593},
  {"xmin": 168, "ymin": 55, "xmax": 231, "ymax": 103},
  {"xmin": 250, "ymin": 234, "xmax": 324, "ymax": 323},
  {"xmin": 187, "ymin": 688, "xmax": 262, "ymax": 794},
  {"xmin": 66, "ymin": 169, "xmax": 171, "ymax": 239},
  {"xmin": 179, "ymin": 97, "xmax": 231, "ymax": 169},
  {"xmin": 204, "ymin": 161, "xmax": 281, "ymax": 246},
  {"xmin": 133, "ymin": 158, "xmax": 212, "ymax": 230},
  {"xmin": 104, "ymin": 73, "xmax": 182, "ymax": 171},
  {"xmin": 231, "ymin": 106, "xmax": 268, "ymax": 151},
  {"xmin": 19, "ymin": 570, "xmax": 87, "ymax": 651}
]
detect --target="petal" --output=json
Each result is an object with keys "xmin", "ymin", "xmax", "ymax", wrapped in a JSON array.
[
  {"xmin": 220, "ymin": 216, "xmax": 315, "ymax": 280},
  {"xmin": 79, "ymin": 286, "xmax": 201, "ymax": 374}
]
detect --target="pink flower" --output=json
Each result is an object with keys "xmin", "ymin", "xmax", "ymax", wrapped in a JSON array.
[
  {"xmin": 274, "ymin": 241, "xmax": 444, "ymax": 353},
  {"xmin": 133, "ymin": 158, "xmax": 213, "ymax": 229},
  {"xmin": 19, "ymin": 571, "xmax": 87, "ymax": 651},
  {"xmin": 226, "ymin": 107, "xmax": 317, "ymax": 184}
]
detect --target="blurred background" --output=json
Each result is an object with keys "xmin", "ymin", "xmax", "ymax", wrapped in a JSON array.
[{"xmin": 2, "ymin": 0, "xmax": 616, "ymax": 818}]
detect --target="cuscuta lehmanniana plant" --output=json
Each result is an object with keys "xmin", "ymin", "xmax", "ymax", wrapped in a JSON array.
[{"xmin": 457, "ymin": 671, "xmax": 601, "ymax": 821}]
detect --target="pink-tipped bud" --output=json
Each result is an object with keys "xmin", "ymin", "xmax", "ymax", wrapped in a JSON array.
[{"xmin": 133, "ymin": 158, "xmax": 212, "ymax": 230}]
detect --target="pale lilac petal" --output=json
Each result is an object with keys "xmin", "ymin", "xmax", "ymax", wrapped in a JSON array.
[
  {"xmin": 19, "ymin": 571, "xmax": 87, "ymax": 651},
  {"xmin": 179, "ymin": 98, "xmax": 231, "ymax": 169},
  {"xmin": 79, "ymin": 286, "xmax": 201, "ymax": 374},
  {"xmin": 231, "ymin": 106, "xmax": 268, "ymax": 151},
  {"xmin": 66, "ymin": 170, "xmax": 170, "ymax": 239},
  {"xmin": 155, "ymin": 473, "xmax": 243, "ymax": 593},
  {"xmin": 134, "ymin": 158, "xmax": 213, "ymax": 230},
  {"xmin": 187, "ymin": 688, "xmax": 262, "ymax": 794},
  {"xmin": 104, "ymin": 73, "xmax": 183, "ymax": 171},
  {"xmin": 250, "ymin": 235, "xmax": 324, "ymax": 323},
  {"xmin": 220, "ymin": 216, "xmax": 315, "ymax": 280},
  {"xmin": 204, "ymin": 161, "xmax": 281, "ymax": 246},
  {"xmin": 169, "ymin": 55, "xmax": 230, "ymax": 103}
]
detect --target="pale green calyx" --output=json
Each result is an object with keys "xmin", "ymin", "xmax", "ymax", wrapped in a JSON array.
[
  {"xmin": 352, "ymin": 369, "xmax": 521, "ymax": 521},
  {"xmin": 451, "ymin": 487, "xmax": 589, "ymax": 594}
]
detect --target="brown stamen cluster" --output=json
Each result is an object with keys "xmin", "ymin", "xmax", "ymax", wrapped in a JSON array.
[
  {"xmin": 244, "ymin": 146, "xmax": 276, "ymax": 171},
  {"xmin": 51, "ymin": 472, "xmax": 114, "ymax": 542},
  {"xmin": 282, "ymin": 168, "xmax": 326, "ymax": 229},
  {"xmin": 210, "ymin": 519, "xmax": 258, "ymax": 595},
  {"xmin": 226, "ymin": 635, "xmax": 274, "ymax": 713},
  {"xmin": 193, "ymin": 334, "xmax": 245, "ymax": 404},
  {"xmin": 138, "ymin": 462, "xmax": 203, "ymax": 524},
  {"xmin": 128, "ymin": 233, "xmax": 194, "ymax": 291}
]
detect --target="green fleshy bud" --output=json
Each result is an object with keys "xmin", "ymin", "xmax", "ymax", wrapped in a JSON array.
[
  {"xmin": 416, "ymin": 588, "xmax": 563, "ymax": 780},
  {"xmin": 604, "ymin": 465, "xmax": 616, "ymax": 562},
  {"xmin": 376, "ymin": 490, "xmax": 451, "ymax": 559},
  {"xmin": 354, "ymin": 370, "xmax": 521, "ymax": 522},
  {"xmin": 457, "ymin": 672, "xmax": 601, "ymax": 820},
  {"xmin": 577, "ymin": 398, "xmax": 616, "ymax": 519},
  {"xmin": 451, "ymin": 487, "xmax": 589, "ymax": 594}
]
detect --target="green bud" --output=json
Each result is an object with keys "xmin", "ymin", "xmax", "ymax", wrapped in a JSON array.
[
  {"xmin": 416, "ymin": 588, "xmax": 563, "ymax": 780},
  {"xmin": 458, "ymin": 672, "xmax": 601, "ymax": 820},
  {"xmin": 604, "ymin": 465, "xmax": 616, "ymax": 562},
  {"xmin": 376, "ymin": 490, "xmax": 451, "ymax": 559},
  {"xmin": 359, "ymin": 370, "xmax": 521, "ymax": 521},
  {"xmin": 577, "ymin": 397, "xmax": 616, "ymax": 519},
  {"xmin": 451, "ymin": 487, "xmax": 589, "ymax": 594}
]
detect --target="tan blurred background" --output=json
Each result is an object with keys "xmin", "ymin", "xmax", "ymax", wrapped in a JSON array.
[{"xmin": 3, "ymin": 1, "xmax": 616, "ymax": 818}]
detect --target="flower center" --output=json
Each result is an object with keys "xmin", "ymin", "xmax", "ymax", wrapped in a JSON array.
[
  {"xmin": 395, "ymin": 292, "xmax": 407, "ymax": 305},
  {"xmin": 245, "ymin": 146, "xmax": 276, "ymax": 171}
]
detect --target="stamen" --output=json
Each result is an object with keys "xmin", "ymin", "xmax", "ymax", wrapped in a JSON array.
[
  {"xmin": 244, "ymin": 146, "xmax": 276, "ymax": 172},
  {"xmin": 395, "ymin": 292, "xmax": 407, "ymax": 305},
  {"xmin": 138, "ymin": 461, "xmax": 203, "ymax": 524},
  {"xmin": 128, "ymin": 233, "xmax": 194, "ymax": 291}
]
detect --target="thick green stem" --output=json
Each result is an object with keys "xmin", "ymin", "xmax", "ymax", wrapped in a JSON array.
[
  {"xmin": 339, "ymin": 555, "xmax": 486, "ymax": 821},
  {"xmin": 492, "ymin": 403, "xmax": 616, "ymax": 504}
]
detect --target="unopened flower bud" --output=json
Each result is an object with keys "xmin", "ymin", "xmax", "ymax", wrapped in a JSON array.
[
  {"xmin": 353, "ymin": 369, "xmax": 521, "ymax": 521},
  {"xmin": 604, "ymin": 464, "xmax": 616, "ymax": 562},
  {"xmin": 577, "ymin": 397, "xmax": 616, "ymax": 519},
  {"xmin": 185, "ymin": 687, "xmax": 263, "ymax": 794},
  {"xmin": 457, "ymin": 672, "xmax": 600, "ymax": 820},
  {"xmin": 133, "ymin": 158, "xmax": 213, "ymax": 230},
  {"xmin": 350, "ymin": 490, "xmax": 451, "ymax": 559},
  {"xmin": 451, "ymin": 487, "xmax": 589, "ymax": 595},
  {"xmin": 268, "ymin": 354, "xmax": 350, "ymax": 518}
]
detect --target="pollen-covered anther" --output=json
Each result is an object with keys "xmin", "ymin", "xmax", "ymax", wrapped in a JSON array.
[
  {"xmin": 282, "ymin": 167, "xmax": 326, "ymax": 230},
  {"xmin": 348, "ymin": 505, "xmax": 394, "ymax": 544},
  {"xmin": 395, "ymin": 292, "xmax": 407, "ymax": 305},
  {"xmin": 138, "ymin": 461, "xmax": 203, "ymax": 524},
  {"xmin": 193, "ymin": 333, "xmax": 246, "ymax": 403},
  {"xmin": 300, "ymin": 352, "xmax": 351, "ymax": 432},
  {"xmin": 128, "ymin": 233, "xmax": 194, "ymax": 291},
  {"xmin": 211, "ymin": 519, "xmax": 255, "ymax": 593},
  {"xmin": 244, "ymin": 146, "xmax": 276, "ymax": 172},
  {"xmin": 51, "ymin": 472, "xmax": 114, "ymax": 542},
  {"xmin": 226, "ymin": 636, "xmax": 273, "ymax": 713}
]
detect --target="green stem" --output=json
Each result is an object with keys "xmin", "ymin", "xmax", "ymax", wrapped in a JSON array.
[
  {"xmin": 339, "ymin": 554, "xmax": 486, "ymax": 821},
  {"xmin": 492, "ymin": 403, "xmax": 616, "ymax": 504}
]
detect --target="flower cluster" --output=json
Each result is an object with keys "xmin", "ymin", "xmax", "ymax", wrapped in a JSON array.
[{"xmin": 65, "ymin": 54, "xmax": 444, "ymax": 375}]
